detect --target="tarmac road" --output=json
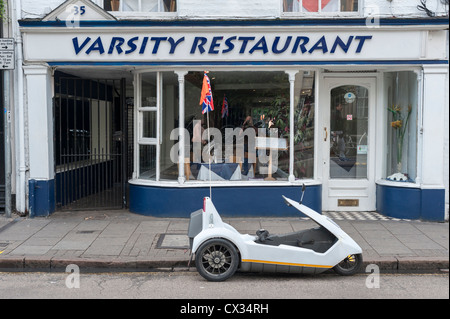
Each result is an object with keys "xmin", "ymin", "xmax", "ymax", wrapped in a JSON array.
[{"xmin": 0, "ymin": 270, "xmax": 448, "ymax": 299}]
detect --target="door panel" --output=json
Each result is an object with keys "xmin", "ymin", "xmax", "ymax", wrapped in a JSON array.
[{"xmin": 321, "ymin": 77, "xmax": 376, "ymax": 211}]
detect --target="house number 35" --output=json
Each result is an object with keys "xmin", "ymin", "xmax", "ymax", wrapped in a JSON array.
[{"xmin": 73, "ymin": 5, "xmax": 86, "ymax": 15}]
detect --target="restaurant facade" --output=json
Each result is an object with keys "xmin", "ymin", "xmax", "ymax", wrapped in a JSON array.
[{"xmin": 3, "ymin": 0, "xmax": 448, "ymax": 220}]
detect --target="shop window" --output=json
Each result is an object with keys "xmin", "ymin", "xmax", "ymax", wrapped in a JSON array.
[
  {"xmin": 160, "ymin": 72, "xmax": 179, "ymax": 181},
  {"xmin": 105, "ymin": 0, "xmax": 177, "ymax": 12},
  {"xmin": 384, "ymin": 71, "xmax": 418, "ymax": 182},
  {"xmin": 137, "ymin": 72, "xmax": 179, "ymax": 180},
  {"xmin": 182, "ymin": 71, "xmax": 315, "ymax": 182},
  {"xmin": 282, "ymin": 0, "xmax": 358, "ymax": 13},
  {"xmin": 137, "ymin": 72, "xmax": 158, "ymax": 180},
  {"xmin": 184, "ymin": 71, "xmax": 288, "ymax": 182},
  {"xmin": 293, "ymin": 71, "xmax": 315, "ymax": 179},
  {"xmin": 136, "ymin": 70, "xmax": 315, "ymax": 183}
]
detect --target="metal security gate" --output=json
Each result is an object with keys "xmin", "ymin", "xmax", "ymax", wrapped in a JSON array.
[{"xmin": 54, "ymin": 74, "xmax": 129, "ymax": 210}]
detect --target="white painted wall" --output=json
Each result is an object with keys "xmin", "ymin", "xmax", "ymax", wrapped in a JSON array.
[
  {"xmin": 178, "ymin": 0, "xmax": 280, "ymax": 19},
  {"xmin": 20, "ymin": 0, "xmax": 450, "ymax": 19}
]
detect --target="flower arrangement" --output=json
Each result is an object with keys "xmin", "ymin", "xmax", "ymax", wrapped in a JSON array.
[{"xmin": 387, "ymin": 104, "xmax": 412, "ymax": 181}]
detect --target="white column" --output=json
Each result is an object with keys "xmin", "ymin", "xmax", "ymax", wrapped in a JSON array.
[
  {"xmin": 286, "ymin": 70, "xmax": 298, "ymax": 182},
  {"xmin": 23, "ymin": 64, "xmax": 54, "ymax": 181},
  {"xmin": 175, "ymin": 70, "xmax": 188, "ymax": 184},
  {"xmin": 421, "ymin": 65, "xmax": 448, "ymax": 188}
]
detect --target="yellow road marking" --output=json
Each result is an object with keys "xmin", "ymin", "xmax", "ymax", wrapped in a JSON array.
[{"xmin": 242, "ymin": 259, "xmax": 332, "ymax": 269}]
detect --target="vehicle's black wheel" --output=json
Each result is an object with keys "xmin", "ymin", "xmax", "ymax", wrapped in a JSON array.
[
  {"xmin": 333, "ymin": 254, "xmax": 363, "ymax": 276},
  {"xmin": 195, "ymin": 239, "xmax": 239, "ymax": 282}
]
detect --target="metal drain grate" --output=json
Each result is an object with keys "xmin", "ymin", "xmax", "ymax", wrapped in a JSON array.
[
  {"xmin": 156, "ymin": 234, "xmax": 189, "ymax": 249},
  {"xmin": 76, "ymin": 230, "xmax": 96, "ymax": 234}
]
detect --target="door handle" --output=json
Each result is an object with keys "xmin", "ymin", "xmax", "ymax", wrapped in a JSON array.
[{"xmin": 324, "ymin": 127, "xmax": 328, "ymax": 142}]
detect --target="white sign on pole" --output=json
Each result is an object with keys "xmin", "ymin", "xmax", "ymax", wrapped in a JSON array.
[{"xmin": 0, "ymin": 38, "xmax": 15, "ymax": 70}]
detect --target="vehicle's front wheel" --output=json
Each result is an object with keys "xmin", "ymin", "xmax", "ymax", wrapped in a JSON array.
[
  {"xmin": 333, "ymin": 254, "xmax": 363, "ymax": 276},
  {"xmin": 195, "ymin": 238, "xmax": 239, "ymax": 282}
]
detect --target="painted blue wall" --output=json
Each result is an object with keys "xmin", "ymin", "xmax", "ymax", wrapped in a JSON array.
[
  {"xmin": 29, "ymin": 179, "xmax": 55, "ymax": 217},
  {"xmin": 129, "ymin": 184, "xmax": 322, "ymax": 217},
  {"xmin": 376, "ymin": 183, "xmax": 445, "ymax": 222}
]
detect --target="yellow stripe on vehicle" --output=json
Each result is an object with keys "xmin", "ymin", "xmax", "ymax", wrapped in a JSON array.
[{"xmin": 241, "ymin": 259, "xmax": 332, "ymax": 269}]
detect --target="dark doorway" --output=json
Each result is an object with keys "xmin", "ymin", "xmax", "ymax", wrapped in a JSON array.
[{"xmin": 54, "ymin": 72, "xmax": 130, "ymax": 210}]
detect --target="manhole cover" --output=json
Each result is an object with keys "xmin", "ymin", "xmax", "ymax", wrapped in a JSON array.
[{"xmin": 156, "ymin": 234, "xmax": 189, "ymax": 249}]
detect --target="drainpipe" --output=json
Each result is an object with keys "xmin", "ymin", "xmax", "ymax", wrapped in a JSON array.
[
  {"xmin": 12, "ymin": 0, "xmax": 27, "ymax": 215},
  {"xmin": 3, "ymin": 69, "xmax": 11, "ymax": 218},
  {"xmin": 1, "ymin": 2, "xmax": 11, "ymax": 217}
]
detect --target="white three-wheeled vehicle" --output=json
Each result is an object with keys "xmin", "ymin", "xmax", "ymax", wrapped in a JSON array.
[{"xmin": 188, "ymin": 185, "xmax": 363, "ymax": 281}]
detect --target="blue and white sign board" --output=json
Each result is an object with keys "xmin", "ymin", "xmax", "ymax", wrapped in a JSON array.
[{"xmin": 21, "ymin": 29, "xmax": 448, "ymax": 64}]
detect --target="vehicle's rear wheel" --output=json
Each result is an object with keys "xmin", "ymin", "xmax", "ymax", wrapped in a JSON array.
[{"xmin": 333, "ymin": 254, "xmax": 363, "ymax": 276}]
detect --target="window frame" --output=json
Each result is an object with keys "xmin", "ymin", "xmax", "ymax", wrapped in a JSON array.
[
  {"xmin": 135, "ymin": 72, "xmax": 162, "ymax": 181},
  {"xmin": 281, "ymin": 0, "xmax": 361, "ymax": 17},
  {"xmin": 105, "ymin": 0, "xmax": 178, "ymax": 16}
]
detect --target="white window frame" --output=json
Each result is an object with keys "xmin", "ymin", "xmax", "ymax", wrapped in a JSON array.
[
  {"xmin": 134, "ymin": 72, "xmax": 162, "ymax": 181},
  {"xmin": 281, "ymin": 0, "xmax": 362, "ymax": 17},
  {"xmin": 107, "ymin": 0, "xmax": 178, "ymax": 18}
]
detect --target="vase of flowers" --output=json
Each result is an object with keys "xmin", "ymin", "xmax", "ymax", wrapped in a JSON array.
[{"xmin": 387, "ymin": 104, "xmax": 412, "ymax": 181}]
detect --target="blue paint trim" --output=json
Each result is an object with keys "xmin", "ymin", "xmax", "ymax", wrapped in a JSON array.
[
  {"xmin": 421, "ymin": 188, "xmax": 445, "ymax": 222},
  {"xmin": 19, "ymin": 18, "xmax": 449, "ymax": 28},
  {"xmin": 129, "ymin": 184, "xmax": 322, "ymax": 217},
  {"xmin": 28, "ymin": 179, "xmax": 55, "ymax": 218},
  {"xmin": 376, "ymin": 183, "xmax": 445, "ymax": 221},
  {"xmin": 48, "ymin": 60, "xmax": 449, "ymax": 67}
]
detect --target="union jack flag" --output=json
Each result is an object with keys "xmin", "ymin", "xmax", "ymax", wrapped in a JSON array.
[
  {"xmin": 221, "ymin": 94, "xmax": 229, "ymax": 118},
  {"xmin": 200, "ymin": 72, "xmax": 214, "ymax": 114}
]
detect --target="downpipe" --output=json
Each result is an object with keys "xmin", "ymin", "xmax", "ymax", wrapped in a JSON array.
[{"xmin": 12, "ymin": 0, "xmax": 27, "ymax": 215}]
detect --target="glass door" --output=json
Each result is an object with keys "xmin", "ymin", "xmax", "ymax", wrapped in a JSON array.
[
  {"xmin": 321, "ymin": 77, "xmax": 376, "ymax": 211},
  {"xmin": 329, "ymin": 85, "xmax": 368, "ymax": 179}
]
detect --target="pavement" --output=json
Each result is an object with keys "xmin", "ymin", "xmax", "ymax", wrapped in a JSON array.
[{"xmin": 0, "ymin": 209, "xmax": 448, "ymax": 273}]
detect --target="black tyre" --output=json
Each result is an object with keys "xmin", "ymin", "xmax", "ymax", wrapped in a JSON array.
[
  {"xmin": 195, "ymin": 238, "xmax": 239, "ymax": 282},
  {"xmin": 333, "ymin": 254, "xmax": 363, "ymax": 276}
]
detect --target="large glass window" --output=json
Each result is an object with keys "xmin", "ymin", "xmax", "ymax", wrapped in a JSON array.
[
  {"xmin": 181, "ymin": 71, "xmax": 315, "ymax": 182},
  {"xmin": 136, "ymin": 70, "xmax": 315, "ymax": 183},
  {"xmin": 283, "ymin": 0, "xmax": 358, "ymax": 13},
  {"xmin": 384, "ymin": 71, "xmax": 418, "ymax": 182}
]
